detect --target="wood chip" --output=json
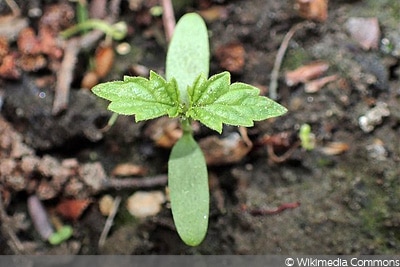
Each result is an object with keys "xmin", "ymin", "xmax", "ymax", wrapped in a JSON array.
[
  {"xmin": 304, "ymin": 74, "xmax": 338, "ymax": 93},
  {"xmin": 111, "ymin": 163, "xmax": 147, "ymax": 177},
  {"xmin": 320, "ymin": 142, "xmax": 350, "ymax": 155},
  {"xmin": 94, "ymin": 45, "xmax": 115, "ymax": 79},
  {"xmin": 295, "ymin": 0, "xmax": 328, "ymax": 22},
  {"xmin": 285, "ymin": 61, "xmax": 329, "ymax": 86}
]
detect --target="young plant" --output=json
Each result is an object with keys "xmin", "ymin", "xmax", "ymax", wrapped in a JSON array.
[
  {"xmin": 92, "ymin": 13, "xmax": 287, "ymax": 246},
  {"xmin": 299, "ymin": 123, "xmax": 315, "ymax": 151}
]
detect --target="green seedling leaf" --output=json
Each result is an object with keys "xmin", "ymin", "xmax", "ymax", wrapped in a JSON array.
[
  {"xmin": 92, "ymin": 71, "xmax": 180, "ymax": 121},
  {"xmin": 166, "ymin": 13, "xmax": 209, "ymax": 105},
  {"xmin": 168, "ymin": 132, "xmax": 209, "ymax": 246},
  {"xmin": 186, "ymin": 72, "xmax": 288, "ymax": 133},
  {"xmin": 48, "ymin": 225, "xmax": 73, "ymax": 245},
  {"xmin": 299, "ymin": 123, "xmax": 315, "ymax": 150}
]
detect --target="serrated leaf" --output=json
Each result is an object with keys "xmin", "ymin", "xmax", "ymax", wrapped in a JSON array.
[
  {"xmin": 168, "ymin": 132, "xmax": 209, "ymax": 246},
  {"xmin": 91, "ymin": 71, "xmax": 180, "ymax": 121},
  {"xmin": 187, "ymin": 72, "xmax": 288, "ymax": 133},
  {"xmin": 166, "ymin": 13, "xmax": 209, "ymax": 105}
]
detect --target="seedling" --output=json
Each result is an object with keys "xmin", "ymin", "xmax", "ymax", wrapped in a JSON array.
[
  {"xmin": 92, "ymin": 13, "xmax": 287, "ymax": 246},
  {"xmin": 48, "ymin": 225, "xmax": 74, "ymax": 246},
  {"xmin": 60, "ymin": 20, "xmax": 127, "ymax": 41},
  {"xmin": 299, "ymin": 123, "xmax": 315, "ymax": 150}
]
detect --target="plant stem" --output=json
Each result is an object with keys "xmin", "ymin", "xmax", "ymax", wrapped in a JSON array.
[
  {"xmin": 181, "ymin": 117, "xmax": 192, "ymax": 134},
  {"xmin": 60, "ymin": 19, "xmax": 127, "ymax": 40},
  {"xmin": 98, "ymin": 196, "xmax": 121, "ymax": 248},
  {"xmin": 52, "ymin": 38, "xmax": 79, "ymax": 115}
]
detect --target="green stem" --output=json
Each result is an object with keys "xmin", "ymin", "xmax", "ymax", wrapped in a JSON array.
[
  {"xmin": 181, "ymin": 117, "xmax": 192, "ymax": 134},
  {"xmin": 60, "ymin": 19, "xmax": 127, "ymax": 40},
  {"xmin": 76, "ymin": 0, "xmax": 89, "ymax": 25}
]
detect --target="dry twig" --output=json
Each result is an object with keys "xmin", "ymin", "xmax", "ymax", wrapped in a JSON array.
[
  {"xmin": 52, "ymin": 0, "xmax": 121, "ymax": 114},
  {"xmin": 52, "ymin": 38, "xmax": 79, "ymax": 115},
  {"xmin": 103, "ymin": 175, "xmax": 168, "ymax": 190},
  {"xmin": 269, "ymin": 22, "xmax": 310, "ymax": 100},
  {"xmin": 5, "ymin": 0, "xmax": 21, "ymax": 17},
  {"xmin": 98, "ymin": 196, "xmax": 121, "ymax": 248},
  {"xmin": 160, "ymin": 0, "xmax": 176, "ymax": 42}
]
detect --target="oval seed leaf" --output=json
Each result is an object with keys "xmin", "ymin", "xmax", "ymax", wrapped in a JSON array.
[
  {"xmin": 91, "ymin": 71, "xmax": 180, "ymax": 121},
  {"xmin": 168, "ymin": 132, "xmax": 209, "ymax": 246},
  {"xmin": 166, "ymin": 13, "xmax": 209, "ymax": 105}
]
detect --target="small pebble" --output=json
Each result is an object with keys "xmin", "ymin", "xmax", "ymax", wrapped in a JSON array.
[
  {"xmin": 99, "ymin": 195, "xmax": 115, "ymax": 216},
  {"xmin": 358, "ymin": 102, "xmax": 390, "ymax": 133},
  {"xmin": 126, "ymin": 191, "xmax": 165, "ymax": 218},
  {"xmin": 346, "ymin": 17, "xmax": 380, "ymax": 50}
]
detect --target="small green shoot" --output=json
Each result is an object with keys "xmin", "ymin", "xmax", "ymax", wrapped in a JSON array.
[
  {"xmin": 299, "ymin": 123, "xmax": 315, "ymax": 150},
  {"xmin": 92, "ymin": 13, "xmax": 287, "ymax": 246},
  {"xmin": 48, "ymin": 225, "xmax": 73, "ymax": 245},
  {"xmin": 60, "ymin": 19, "xmax": 127, "ymax": 40}
]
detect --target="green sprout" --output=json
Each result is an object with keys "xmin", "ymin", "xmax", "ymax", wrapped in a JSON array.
[
  {"xmin": 299, "ymin": 123, "xmax": 315, "ymax": 150},
  {"xmin": 91, "ymin": 13, "xmax": 287, "ymax": 246},
  {"xmin": 60, "ymin": 19, "xmax": 127, "ymax": 40},
  {"xmin": 48, "ymin": 225, "xmax": 74, "ymax": 246}
]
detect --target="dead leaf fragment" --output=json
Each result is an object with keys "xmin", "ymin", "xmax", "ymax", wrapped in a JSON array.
[
  {"xmin": 304, "ymin": 74, "xmax": 338, "ymax": 93},
  {"xmin": 199, "ymin": 132, "xmax": 253, "ymax": 166},
  {"xmin": 56, "ymin": 199, "xmax": 92, "ymax": 220},
  {"xmin": 285, "ymin": 61, "xmax": 329, "ymax": 86},
  {"xmin": 111, "ymin": 163, "xmax": 147, "ymax": 177},
  {"xmin": 320, "ymin": 142, "xmax": 349, "ymax": 155},
  {"xmin": 94, "ymin": 45, "xmax": 115, "ymax": 79},
  {"xmin": 346, "ymin": 17, "xmax": 380, "ymax": 50},
  {"xmin": 295, "ymin": 0, "xmax": 328, "ymax": 22}
]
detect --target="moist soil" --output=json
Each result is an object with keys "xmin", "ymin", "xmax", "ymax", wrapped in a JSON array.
[{"xmin": 0, "ymin": 0, "xmax": 399, "ymax": 255}]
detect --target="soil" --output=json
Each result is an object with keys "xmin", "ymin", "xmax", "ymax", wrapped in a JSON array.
[{"xmin": 0, "ymin": 0, "xmax": 399, "ymax": 255}]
